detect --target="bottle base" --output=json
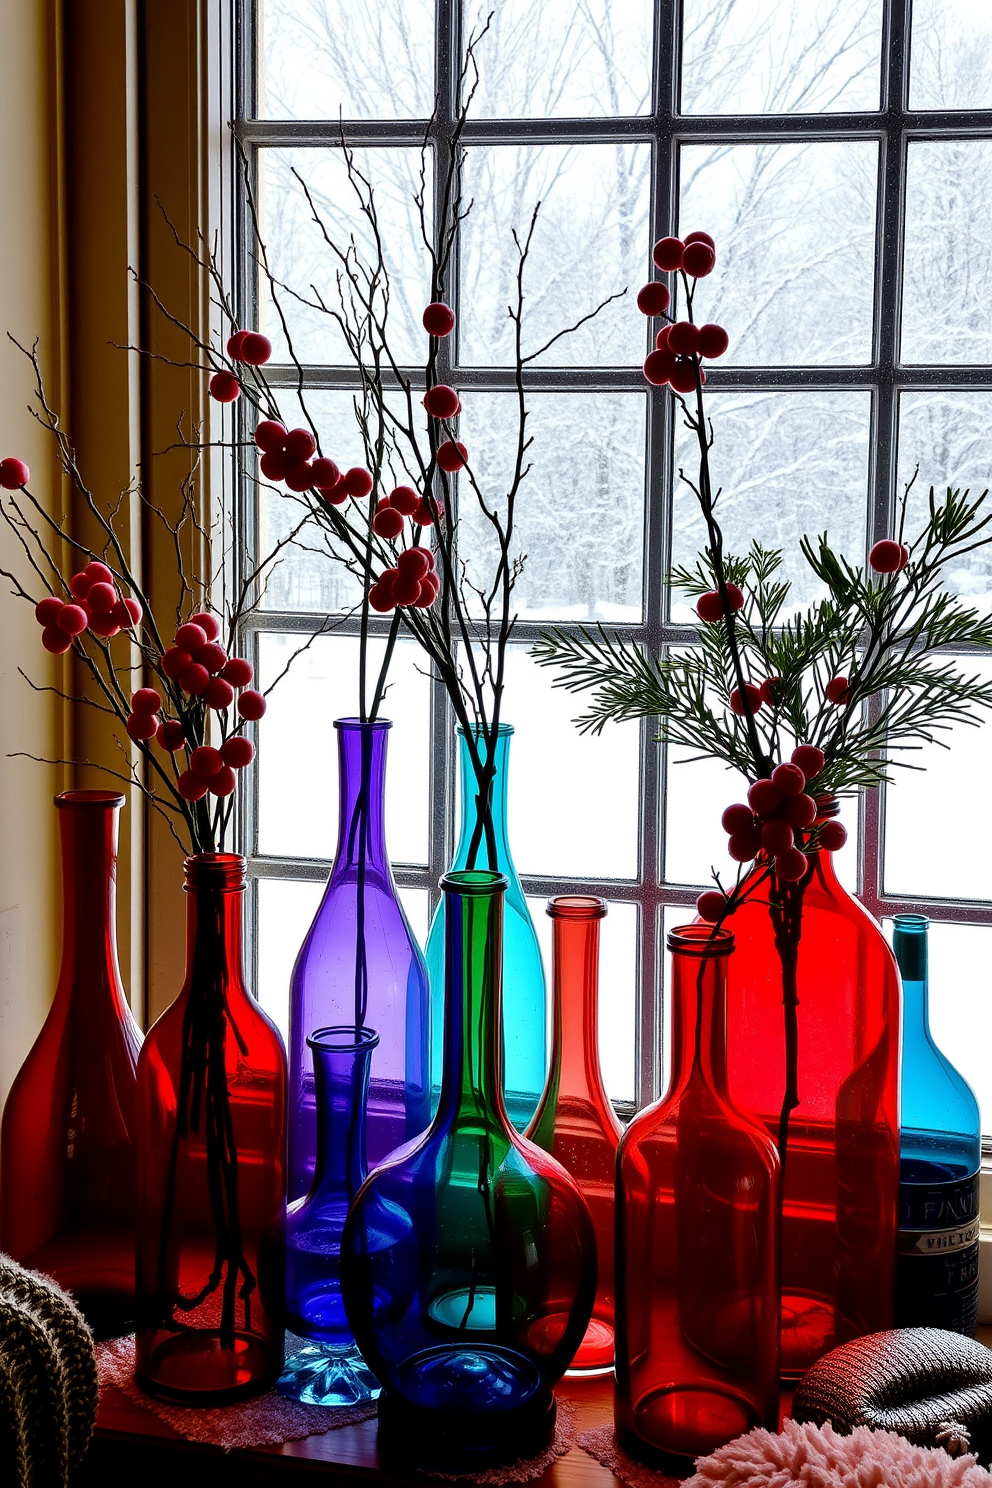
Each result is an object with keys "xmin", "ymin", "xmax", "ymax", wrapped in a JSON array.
[
  {"xmin": 565, "ymin": 1317, "xmax": 614, "ymax": 1376},
  {"xmin": 136, "ymin": 1327, "xmax": 281, "ymax": 1405},
  {"xmin": 376, "ymin": 1360, "xmax": 556, "ymax": 1472},
  {"xmin": 619, "ymin": 1382, "xmax": 762, "ymax": 1465},
  {"xmin": 277, "ymin": 1336, "xmax": 381, "ymax": 1407},
  {"xmin": 779, "ymin": 1288, "xmax": 835, "ymax": 1378}
]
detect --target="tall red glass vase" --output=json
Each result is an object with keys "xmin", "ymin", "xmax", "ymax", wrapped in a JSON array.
[
  {"xmin": 723, "ymin": 803, "xmax": 900, "ymax": 1377},
  {"xmin": 615, "ymin": 925, "xmax": 780, "ymax": 1469},
  {"xmin": 526, "ymin": 896, "xmax": 621, "ymax": 1374},
  {"xmin": 135, "ymin": 854, "xmax": 286, "ymax": 1403},
  {"xmin": 0, "ymin": 790, "xmax": 141, "ymax": 1339}
]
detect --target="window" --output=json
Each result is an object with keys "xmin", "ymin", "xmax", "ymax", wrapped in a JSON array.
[{"xmin": 235, "ymin": 0, "xmax": 992, "ymax": 1125}]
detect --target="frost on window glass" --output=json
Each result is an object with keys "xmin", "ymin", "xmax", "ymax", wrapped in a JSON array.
[
  {"xmin": 671, "ymin": 391, "xmax": 871, "ymax": 619},
  {"xmin": 462, "ymin": 0, "xmax": 652, "ymax": 118},
  {"xmin": 901, "ymin": 142, "xmax": 992, "ymax": 367},
  {"xmin": 679, "ymin": 142, "xmax": 877, "ymax": 366},
  {"xmin": 909, "ymin": 0, "xmax": 992, "ymax": 110},
  {"xmin": 456, "ymin": 392, "xmax": 645, "ymax": 623},
  {"xmin": 680, "ymin": 0, "xmax": 882, "ymax": 115},
  {"xmin": 259, "ymin": 0, "xmax": 436, "ymax": 119},
  {"xmin": 458, "ymin": 144, "xmax": 650, "ymax": 368}
]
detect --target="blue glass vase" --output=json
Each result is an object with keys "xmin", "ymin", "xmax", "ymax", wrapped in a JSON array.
[
  {"xmin": 425, "ymin": 725, "xmax": 546, "ymax": 1132},
  {"xmin": 278, "ymin": 1025, "xmax": 381, "ymax": 1405},
  {"xmin": 341, "ymin": 871, "xmax": 596, "ymax": 1473},
  {"xmin": 287, "ymin": 720, "xmax": 430, "ymax": 1202},
  {"xmin": 894, "ymin": 913, "xmax": 981, "ymax": 1334}
]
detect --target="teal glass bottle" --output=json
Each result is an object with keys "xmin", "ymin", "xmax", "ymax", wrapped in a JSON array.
[
  {"xmin": 894, "ymin": 913, "xmax": 980, "ymax": 1334},
  {"xmin": 425, "ymin": 725, "xmax": 546, "ymax": 1132}
]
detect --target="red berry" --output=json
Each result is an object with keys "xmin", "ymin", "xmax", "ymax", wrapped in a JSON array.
[
  {"xmin": 89, "ymin": 612, "xmax": 120, "ymax": 638},
  {"xmin": 413, "ymin": 576, "xmax": 438, "ymax": 608},
  {"xmin": 697, "ymin": 323, "xmax": 730, "ymax": 359},
  {"xmin": 825, "ymin": 675, "xmax": 850, "ymax": 705},
  {"xmin": 320, "ymin": 478, "xmax": 348, "ymax": 506},
  {"xmin": 655, "ymin": 327, "xmax": 672, "ymax": 351},
  {"xmin": 0, "ymin": 457, "xmax": 29, "ymax": 489},
  {"xmin": 683, "ymin": 231, "xmax": 715, "ymax": 250},
  {"xmin": 177, "ymin": 770, "xmax": 208, "ymax": 801},
  {"xmin": 781, "ymin": 793, "xmax": 817, "ymax": 830},
  {"xmin": 87, "ymin": 581, "xmax": 117, "ymax": 613},
  {"xmin": 179, "ymin": 662, "xmax": 209, "ymax": 696},
  {"xmin": 368, "ymin": 578, "xmax": 396, "ymax": 613},
  {"xmin": 729, "ymin": 826, "xmax": 761, "ymax": 862},
  {"xmin": 57, "ymin": 604, "xmax": 88, "ymax": 636},
  {"xmin": 42, "ymin": 624, "xmax": 72, "ymax": 653},
  {"xmin": 869, "ymin": 539, "xmax": 906, "ymax": 574},
  {"xmin": 239, "ymin": 332, "xmax": 272, "ymax": 365},
  {"xmin": 423, "ymin": 302, "xmax": 455, "ymax": 337},
  {"xmin": 209, "ymin": 370, "xmax": 240, "ymax": 403},
  {"xmin": 208, "ymin": 765, "xmax": 237, "ymax": 797},
  {"xmin": 772, "ymin": 762, "xmax": 806, "ymax": 796},
  {"xmin": 414, "ymin": 497, "xmax": 439, "ymax": 525},
  {"xmin": 126, "ymin": 711, "xmax": 159, "ymax": 743},
  {"xmin": 285, "ymin": 459, "xmax": 315, "ymax": 492},
  {"xmin": 899, "ymin": 544, "xmax": 909, "ymax": 567},
  {"xmin": 436, "ymin": 440, "xmax": 467, "ymax": 473},
  {"xmin": 199, "ymin": 641, "xmax": 228, "ymax": 674},
  {"xmin": 190, "ymin": 745, "xmax": 223, "ymax": 778},
  {"xmin": 221, "ymin": 656, "xmax": 254, "ymax": 687},
  {"xmin": 157, "ymin": 719, "xmax": 186, "ymax": 752},
  {"xmin": 636, "ymin": 282, "xmax": 670, "ymax": 316},
  {"xmin": 204, "ymin": 676, "xmax": 234, "ymax": 710},
  {"xmin": 342, "ymin": 467, "xmax": 374, "ymax": 498},
  {"xmin": 254, "ymin": 420, "xmax": 288, "ymax": 453},
  {"xmin": 35, "ymin": 597, "xmax": 63, "ymax": 625},
  {"xmin": 132, "ymin": 687, "xmax": 162, "ymax": 714},
  {"xmin": 697, "ymin": 889, "xmax": 728, "ymax": 923},
  {"xmin": 722, "ymin": 803, "xmax": 755, "ymax": 835},
  {"xmin": 759, "ymin": 677, "xmax": 778, "ymax": 706},
  {"xmin": 238, "ymin": 689, "xmax": 267, "ymax": 721},
  {"xmin": 311, "ymin": 457, "xmax": 340, "ymax": 489},
  {"xmin": 748, "ymin": 779, "xmax": 781, "ymax": 816},
  {"xmin": 724, "ymin": 583, "xmax": 744, "ymax": 611},
  {"xmin": 818, "ymin": 820, "xmax": 848, "ymax": 852},
  {"xmin": 696, "ymin": 590, "xmax": 724, "ymax": 623},
  {"xmin": 221, "ymin": 735, "xmax": 255, "ymax": 769},
  {"xmin": 69, "ymin": 572, "xmax": 92, "ymax": 599},
  {"xmin": 227, "ymin": 330, "xmax": 249, "ymax": 359},
  {"xmin": 391, "ymin": 571, "xmax": 422, "ymax": 607},
  {"xmin": 85, "ymin": 561, "xmax": 114, "ymax": 585},
  {"xmin": 775, "ymin": 847, "xmax": 809, "ymax": 882},
  {"xmin": 669, "ymin": 358, "xmax": 698, "ymax": 394},
  {"xmin": 175, "ymin": 622, "xmax": 207, "ymax": 654},
  {"xmin": 398, "ymin": 547, "xmax": 431, "ymax": 581},
  {"xmin": 112, "ymin": 599, "xmax": 134, "ymax": 628},
  {"xmin": 285, "ymin": 427, "xmax": 317, "ymax": 461},
  {"xmin": 668, "ymin": 321, "xmax": 700, "ymax": 355},
  {"xmin": 424, "ymin": 385, "xmax": 460, "ymax": 420},
  {"xmin": 161, "ymin": 647, "xmax": 190, "ymax": 680},
  {"xmin": 653, "ymin": 236, "xmax": 684, "ymax": 271},
  {"xmin": 730, "ymin": 683, "xmax": 763, "ymax": 716},
  {"xmin": 643, "ymin": 349, "xmax": 677, "ymax": 386},
  {"xmin": 372, "ymin": 507, "xmax": 404, "ymax": 540},
  {"xmin": 389, "ymin": 485, "xmax": 419, "ymax": 515},
  {"xmin": 189, "ymin": 611, "xmax": 220, "ymax": 642},
  {"xmin": 683, "ymin": 241, "xmax": 716, "ymax": 277},
  {"xmin": 761, "ymin": 819, "xmax": 794, "ymax": 855},
  {"xmin": 260, "ymin": 449, "xmax": 290, "ymax": 482},
  {"xmin": 791, "ymin": 745, "xmax": 825, "ymax": 779}
]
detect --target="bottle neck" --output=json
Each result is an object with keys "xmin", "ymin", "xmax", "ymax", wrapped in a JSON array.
[
  {"xmin": 182, "ymin": 854, "xmax": 250, "ymax": 1009},
  {"xmin": 893, "ymin": 918, "xmax": 930, "ymax": 1052},
  {"xmin": 669, "ymin": 942, "xmax": 731, "ymax": 1097},
  {"xmin": 436, "ymin": 876, "xmax": 508, "ymax": 1128},
  {"xmin": 333, "ymin": 720, "xmax": 390, "ymax": 872},
  {"xmin": 308, "ymin": 1031, "xmax": 376, "ymax": 1204},
  {"xmin": 453, "ymin": 727, "xmax": 511, "ymax": 873},
  {"xmin": 549, "ymin": 904, "xmax": 609, "ymax": 1107},
  {"xmin": 55, "ymin": 792, "xmax": 126, "ymax": 1007}
]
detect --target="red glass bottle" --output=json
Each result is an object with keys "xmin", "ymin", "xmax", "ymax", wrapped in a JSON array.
[
  {"xmin": 135, "ymin": 854, "xmax": 286, "ymax": 1403},
  {"xmin": 526, "ymin": 896, "xmax": 621, "ymax": 1374},
  {"xmin": 0, "ymin": 790, "xmax": 141, "ymax": 1339},
  {"xmin": 722, "ymin": 802, "xmax": 900, "ymax": 1377},
  {"xmin": 615, "ymin": 925, "xmax": 780, "ymax": 1469}
]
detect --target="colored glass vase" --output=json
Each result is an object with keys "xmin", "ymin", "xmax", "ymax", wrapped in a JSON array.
[
  {"xmin": 278, "ymin": 1025, "xmax": 381, "ymax": 1405},
  {"xmin": 894, "ymin": 913, "xmax": 980, "ymax": 1334},
  {"xmin": 0, "ymin": 790, "xmax": 141, "ymax": 1340},
  {"xmin": 135, "ymin": 853, "xmax": 286, "ymax": 1403},
  {"xmin": 615, "ymin": 925, "xmax": 781, "ymax": 1468},
  {"xmin": 721, "ymin": 802, "xmax": 900, "ymax": 1377},
  {"xmin": 341, "ymin": 871, "xmax": 596, "ymax": 1473},
  {"xmin": 288, "ymin": 718, "xmax": 429, "ymax": 1201},
  {"xmin": 526, "ymin": 895, "xmax": 621, "ymax": 1374},
  {"xmin": 425, "ymin": 724, "xmax": 546, "ymax": 1133}
]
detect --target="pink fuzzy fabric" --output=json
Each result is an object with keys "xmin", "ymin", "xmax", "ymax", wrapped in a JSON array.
[{"xmin": 686, "ymin": 1418, "xmax": 992, "ymax": 1487}]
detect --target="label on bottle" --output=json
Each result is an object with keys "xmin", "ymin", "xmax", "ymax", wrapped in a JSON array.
[{"xmin": 896, "ymin": 1170, "xmax": 980, "ymax": 1334}]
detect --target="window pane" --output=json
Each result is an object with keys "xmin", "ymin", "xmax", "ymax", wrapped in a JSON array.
[
  {"xmin": 259, "ymin": 0, "xmax": 435, "ymax": 120},
  {"xmin": 902, "ymin": 142, "xmax": 992, "ymax": 366},
  {"xmin": 681, "ymin": 0, "xmax": 882, "ymax": 115},
  {"xmin": 463, "ymin": 0, "xmax": 652, "ymax": 117},
  {"xmin": 257, "ymin": 632, "xmax": 431, "ymax": 865},
  {"xmin": 458, "ymin": 144, "xmax": 650, "ymax": 367},
  {"xmin": 897, "ymin": 391, "xmax": 992, "ymax": 609},
  {"xmin": 671, "ymin": 391, "xmax": 871, "ymax": 618},
  {"xmin": 679, "ymin": 143, "xmax": 876, "ymax": 365},
  {"xmin": 909, "ymin": 0, "xmax": 992, "ymax": 110},
  {"xmin": 260, "ymin": 148, "xmax": 431, "ymax": 366},
  {"xmin": 530, "ymin": 894, "xmax": 638, "ymax": 1106},
  {"xmin": 884, "ymin": 657, "xmax": 992, "ymax": 901},
  {"xmin": 456, "ymin": 392, "xmax": 645, "ymax": 622}
]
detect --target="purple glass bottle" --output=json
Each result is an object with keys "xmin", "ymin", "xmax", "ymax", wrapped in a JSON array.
[{"xmin": 287, "ymin": 719, "xmax": 430, "ymax": 1201}]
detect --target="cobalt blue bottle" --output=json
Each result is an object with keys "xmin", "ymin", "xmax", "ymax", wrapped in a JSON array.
[{"xmin": 894, "ymin": 914, "xmax": 980, "ymax": 1334}]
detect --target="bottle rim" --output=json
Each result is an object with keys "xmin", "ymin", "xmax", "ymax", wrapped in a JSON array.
[
  {"xmin": 441, "ymin": 868, "xmax": 508, "ymax": 896},
  {"xmin": 669, "ymin": 923, "xmax": 735, "ymax": 957},
  {"xmin": 307, "ymin": 1024, "xmax": 380, "ymax": 1054},
  {"xmin": 334, "ymin": 717, "xmax": 393, "ymax": 732},
  {"xmin": 55, "ymin": 789, "xmax": 125, "ymax": 808},
  {"xmin": 547, "ymin": 895, "xmax": 607, "ymax": 920},
  {"xmin": 184, "ymin": 852, "xmax": 247, "ymax": 891},
  {"xmin": 456, "ymin": 721, "xmax": 513, "ymax": 740},
  {"xmin": 893, "ymin": 912, "xmax": 929, "ymax": 931}
]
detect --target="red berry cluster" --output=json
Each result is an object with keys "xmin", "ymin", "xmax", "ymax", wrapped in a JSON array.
[
  {"xmin": 208, "ymin": 328, "xmax": 274, "ymax": 404},
  {"xmin": 160, "ymin": 612, "xmax": 264, "ymax": 719},
  {"xmin": 176, "ymin": 733, "xmax": 256, "ymax": 803},
  {"xmin": 35, "ymin": 562, "xmax": 143, "ymax": 653},
  {"xmin": 869, "ymin": 539, "xmax": 909, "ymax": 574},
  {"xmin": 254, "ymin": 420, "xmax": 372, "ymax": 506},
  {"xmin": 640, "ymin": 232, "xmax": 729, "ymax": 393},
  {"xmin": 369, "ymin": 545, "xmax": 439, "ymax": 613},
  {"xmin": 696, "ymin": 582, "xmax": 744, "ymax": 624}
]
